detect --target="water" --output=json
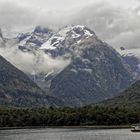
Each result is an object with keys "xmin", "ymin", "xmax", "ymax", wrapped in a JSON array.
[{"xmin": 0, "ymin": 128, "xmax": 140, "ymax": 140}]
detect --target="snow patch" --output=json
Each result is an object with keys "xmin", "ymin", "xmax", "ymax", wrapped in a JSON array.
[
  {"xmin": 40, "ymin": 41, "xmax": 56, "ymax": 50},
  {"xmin": 84, "ymin": 30, "xmax": 93, "ymax": 37},
  {"xmin": 80, "ymin": 68, "xmax": 93, "ymax": 73},
  {"xmin": 117, "ymin": 48, "xmax": 140, "ymax": 59},
  {"xmin": 70, "ymin": 69, "xmax": 77, "ymax": 73}
]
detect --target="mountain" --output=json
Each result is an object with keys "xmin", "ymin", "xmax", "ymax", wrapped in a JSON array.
[
  {"xmin": 49, "ymin": 26, "xmax": 133, "ymax": 106},
  {"xmin": 17, "ymin": 26, "xmax": 53, "ymax": 52},
  {"xmin": 39, "ymin": 25, "xmax": 97, "ymax": 57},
  {"xmin": 0, "ymin": 25, "xmax": 134, "ymax": 107},
  {"xmin": 117, "ymin": 47, "xmax": 140, "ymax": 80},
  {"xmin": 99, "ymin": 80, "xmax": 140, "ymax": 107},
  {"xmin": 0, "ymin": 55, "xmax": 63, "ymax": 107},
  {"xmin": 16, "ymin": 25, "xmax": 100, "ymax": 92}
]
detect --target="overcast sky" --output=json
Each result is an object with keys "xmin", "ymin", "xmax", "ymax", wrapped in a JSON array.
[
  {"xmin": 0, "ymin": 0, "xmax": 139, "ymax": 10},
  {"xmin": 0, "ymin": 0, "xmax": 140, "ymax": 48}
]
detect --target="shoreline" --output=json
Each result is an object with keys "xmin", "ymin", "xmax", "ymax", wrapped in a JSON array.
[{"xmin": 0, "ymin": 125, "xmax": 131, "ymax": 130}]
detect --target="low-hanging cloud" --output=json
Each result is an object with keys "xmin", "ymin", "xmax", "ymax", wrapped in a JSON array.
[{"xmin": 0, "ymin": 45, "xmax": 71, "ymax": 74}]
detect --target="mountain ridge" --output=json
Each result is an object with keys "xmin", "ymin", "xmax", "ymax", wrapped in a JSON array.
[
  {"xmin": 98, "ymin": 80, "xmax": 140, "ymax": 107},
  {"xmin": 0, "ymin": 25, "xmax": 135, "ymax": 107}
]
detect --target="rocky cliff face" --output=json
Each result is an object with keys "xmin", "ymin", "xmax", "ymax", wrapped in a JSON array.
[{"xmin": 0, "ymin": 28, "xmax": 5, "ymax": 46}]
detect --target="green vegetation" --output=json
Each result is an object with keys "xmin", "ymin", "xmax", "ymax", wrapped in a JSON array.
[{"xmin": 0, "ymin": 105, "xmax": 140, "ymax": 127}]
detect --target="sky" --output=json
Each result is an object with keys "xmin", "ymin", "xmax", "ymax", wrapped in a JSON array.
[
  {"xmin": 0, "ymin": 0, "xmax": 139, "ymax": 10},
  {"xmin": 0, "ymin": 0, "xmax": 100, "ymax": 10},
  {"xmin": 0, "ymin": 0, "xmax": 140, "ymax": 48}
]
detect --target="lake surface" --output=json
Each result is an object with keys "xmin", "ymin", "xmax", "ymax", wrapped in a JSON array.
[{"xmin": 0, "ymin": 128, "xmax": 140, "ymax": 140}]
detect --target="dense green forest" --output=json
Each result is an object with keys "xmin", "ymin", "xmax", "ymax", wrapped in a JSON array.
[{"xmin": 0, "ymin": 105, "xmax": 140, "ymax": 127}]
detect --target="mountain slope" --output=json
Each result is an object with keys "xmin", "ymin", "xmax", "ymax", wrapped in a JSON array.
[
  {"xmin": 99, "ymin": 80, "xmax": 140, "ymax": 107},
  {"xmin": 0, "ymin": 55, "xmax": 63, "ymax": 107},
  {"xmin": 117, "ymin": 47, "xmax": 140, "ymax": 80},
  {"xmin": 50, "ymin": 33, "xmax": 133, "ymax": 106}
]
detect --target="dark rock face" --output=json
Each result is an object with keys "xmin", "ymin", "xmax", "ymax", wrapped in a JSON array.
[
  {"xmin": 34, "ymin": 26, "xmax": 50, "ymax": 34},
  {"xmin": 120, "ymin": 47, "xmax": 125, "ymax": 51},
  {"xmin": 0, "ymin": 28, "xmax": 5, "ymax": 46},
  {"xmin": 0, "ymin": 28, "xmax": 4, "ymax": 40},
  {"xmin": 0, "ymin": 55, "xmax": 63, "ymax": 107},
  {"xmin": 50, "ymin": 38, "xmax": 133, "ymax": 106},
  {"xmin": 17, "ymin": 33, "xmax": 30, "ymax": 42}
]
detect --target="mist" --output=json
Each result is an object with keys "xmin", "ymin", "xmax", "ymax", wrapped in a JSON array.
[{"xmin": 0, "ymin": 45, "xmax": 71, "ymax": 74}]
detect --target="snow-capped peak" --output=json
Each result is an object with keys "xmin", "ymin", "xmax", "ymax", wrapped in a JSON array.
[
  {"xmin": 40, "ymin": 25, "xmax": 97, "ymax": 52},
  {"xmin": 16, "ymin": 26, "xmax": 53, "ymax": 51},
  {"xmin": 58, "ymin": 25, "xmax": 96, "ymax": 38}
]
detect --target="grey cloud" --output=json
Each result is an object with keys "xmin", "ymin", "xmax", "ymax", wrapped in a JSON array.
[
  {"xmin": 0, "ymin": 2, "xmax": 37, "ymax": 29},
  {"xmin": 0, "ymin": 1, "xmax": 73, "ymax": 30},
  {"xmin": 1, "ymin": 0, "xmax": 140, "ymax": 49},
  {"xmin": 70, "ymin": 1, "xmax": 140, "ymax": 49}
]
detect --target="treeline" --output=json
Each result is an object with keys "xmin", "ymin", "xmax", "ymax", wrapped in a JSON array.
[{"xmin": 0, "ymin": 105, "xmax": 140, "ymax": 127}]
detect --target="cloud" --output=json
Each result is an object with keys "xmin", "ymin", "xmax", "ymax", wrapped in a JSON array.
[
  {"xmin": 0, "ymin": 1, "xmax": 76, "ymax": 30},
  {"xmin": 0, "ymin": 2, "xmax": 37, "ymax": 29},
  {"xmin": 70, "ymin": 1, "xmax": 140, "ymax": 48},
  {"xmin": 0, "ymin": 0, "xmax": 140, "ymax": 78},
  {"xmin": 0, "ymin": 0, "xmax": 140, "ymax": 49},
  {"xmin": 0, "ymin": 45, "xmax": 71, "ymax": 74}
]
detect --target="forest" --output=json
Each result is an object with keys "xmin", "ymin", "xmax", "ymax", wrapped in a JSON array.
[{"xmin": 0, "ymin": 105, "xmax": 140, "ymax": 127}]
